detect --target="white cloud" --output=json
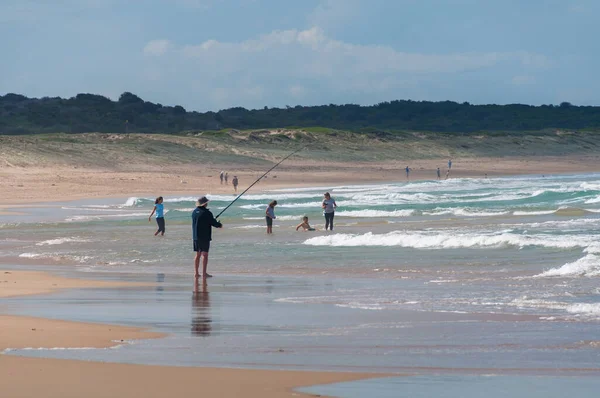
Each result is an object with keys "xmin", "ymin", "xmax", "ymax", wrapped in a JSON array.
[
  {"xmin": 179, "ymin": 27, "xmax": 545, "ymax": 74},
  {"xmin": 141, "ymin": 26, "xmax": 551, "ymax": 109},
  {"xmin": 143, "ymin": 39, "xmax": 171, "ymax": 56}
]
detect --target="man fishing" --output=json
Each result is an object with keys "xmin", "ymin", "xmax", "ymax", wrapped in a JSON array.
[{"xmin": 192, "ymin": 196, "xmax": 222, "ymax": 279}]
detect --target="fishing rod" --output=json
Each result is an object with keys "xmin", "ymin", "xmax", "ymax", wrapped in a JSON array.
[{"xmin": 215, "ymin": 146, "xmax": 306, "ymax": 219}]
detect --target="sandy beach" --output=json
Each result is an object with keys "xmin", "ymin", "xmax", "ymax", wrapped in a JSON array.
[
  {"xmin": 2, "ymin": 133, "xmax": 600, "ymax": 397},
  {"xmin": 0, "ymin": 270, "xmax": 387, "ymax": 398}
]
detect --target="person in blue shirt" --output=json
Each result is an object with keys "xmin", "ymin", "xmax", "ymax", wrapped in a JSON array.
[
  {"xmin": 192, "ymin": 197, "xmax": 223, "ymax": 278},
  {"xmin": 148, "ymin": 196, "xmax": 165, "ymax": 236}
]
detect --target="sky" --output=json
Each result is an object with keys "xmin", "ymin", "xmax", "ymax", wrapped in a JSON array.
[{"xmin": 1, "ymin": 0, "xmax": 598, "ymax": 111}]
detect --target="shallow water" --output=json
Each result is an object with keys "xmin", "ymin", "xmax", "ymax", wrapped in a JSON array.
[{"xmin": 2, "ymin": 173, "xmax": 600, "ymax": 395}]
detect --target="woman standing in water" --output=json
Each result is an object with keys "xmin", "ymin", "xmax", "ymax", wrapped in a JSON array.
[
  {"xmin": 149, "ymin": 196, "xmax": 166, "ymax": 236},
  {"xmin": 322, "ymin": 192, "xmax": 337, "ymax": 231},
  {"xmin": 265, "ymin": 200, "xmax": 277, "ymax": 234}
]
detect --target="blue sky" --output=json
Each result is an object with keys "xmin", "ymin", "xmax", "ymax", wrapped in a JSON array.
[{"xmin": 1, "ymin": 0, "xmax": 598, "ymax": 110}]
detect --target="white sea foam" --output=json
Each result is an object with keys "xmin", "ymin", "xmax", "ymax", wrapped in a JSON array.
[
  {"xmin": 19, "ymin": 252, "xmax": 44, "ymax": 258},
  {"xmin": 232, "ymin": 224, "xmax": 271, "ymax": 229},
  {"xmin": 240, "ymin": 202, "xmax": 321, "ymax": 210},
  {"xmin": 536, "ymin": 249, "xmax": 600, "ymax": 278},
  {"xmin": 303, "ymin": 230, "xmax": 593, "ymax": 250},
  {"xmin": 18, "ymin": 252, "xmax": 93, "ymax": 263},
  {"xmin": 123, "ymin": 197, "xmax": 139, "ymax": 207},
  {"xmin": 423, "ymin": 208, "xmax": 510, "ymax": 217},
  {"xmin": 566, "ymin": 303, "xmax": 600, "ymax": 316},
  {"xmin": 512, "ymin": 210, "xmax": 557, "ymax": 216},
  {"xmin": 335, "ymin": 209, "xmax": 415, "ymax": 218},
  {"xmin": 243, "ymin": 215, "xmax": 300, "ymax": 221},
  {"xmin": 585, "ymin": 196, "xmax": 600, "ymax": 204},
  {"xmin": 65, "ymin": 212, "xmax": 148, "ymax": 222},
  {"xmin": 36, "ymin": 237, "xmax": 89, "ymax": 246}
]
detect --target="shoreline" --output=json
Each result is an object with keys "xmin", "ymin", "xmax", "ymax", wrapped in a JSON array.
[
  {"xmin": 0, "ymin": 269, "xmax": 389, "ymax": 398},
  {"xmin": 1, "ymin": 155, "xmax": 599, "ymax": 205}
]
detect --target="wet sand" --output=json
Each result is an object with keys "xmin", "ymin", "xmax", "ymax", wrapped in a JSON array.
[{"xmin": 0, "ymin": 270, "xmax": 387, "ymax": 398}]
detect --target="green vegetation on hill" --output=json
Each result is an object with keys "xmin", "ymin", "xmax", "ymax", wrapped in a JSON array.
[{"xmin": 1, "ymin": 92, "xmax": 600, "ymax": 134}]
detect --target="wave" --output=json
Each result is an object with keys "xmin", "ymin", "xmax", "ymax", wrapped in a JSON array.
[
  {"xmin": 303, "ymin": 230, "xmax": 594, "ymax": 250},
  {"xmin": 585, "ymin": 196, "xmax": 600, "ymax": 204},
  {"xmin": 536, "ymin": 246, "xmax": 600, "ymax": 277},
  {"xmin": 18, "ymin": 252, "xmax": 94, "ymax": 263},
  {"xmin": 65, "ymin": 212, "xmax": 148, "ymax": 222},
  {"xmin": 335, "ymin": 209, "xmax": 415, "ymax": 218},
  {"xmin": 512, "ymin": 210, "xmax": 557, "ymax": 216},
  {"xmin": 243, "ymin": 215, "xmax": 301, "ymax": 221},
  {"xmin": 567, "ymin": 303, "xmax": 600, "ymax": 316},
  {"xmin": 239, "ymin": 202, "xmax": 322, "ymax": 210},
  {"xmin": 553, "ymin": 207, "xmax": 591, "ymax": 216},
  {"xmin": 36, "ymin": 237, "xmax": 89, "ymax": 246},
  {"xmin": 423, "ymin": 208, "xmax": 510, "ymax": 217}
]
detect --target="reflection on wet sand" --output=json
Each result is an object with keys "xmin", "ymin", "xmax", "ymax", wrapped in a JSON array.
[{"xmin": 191, "ymin": 279, "xmax": 211, "ymax": 337}]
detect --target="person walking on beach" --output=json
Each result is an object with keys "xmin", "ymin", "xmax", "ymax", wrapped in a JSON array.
[
  {"xmin": 192, "ymin": 196, "xmax": 222, "ymax": 279},
  {"xmin": 445, "ymin": 169, "xmax": 450, "ymax": 180},
  {"xmin": 405, "ymin": 166, "xmax": 411, "ymax": 180},
  {"xmin": 225, "ymin": 172, "xmax": 229, "ymax": 184},
  {"xmin": 322, "ymin": 192, "xmax": 337, "ymax": 231},
  {"xmin": 219, "ymin": 171, "xmax": 224, "ymax": 185},
  {"xmin": 437, "ymin": 167, "xmax": 441, "ymax": 180},
  {"xmin": 448, "ymin": 159, "xmax": 452, "ymax": 170},
  {"xmin": 148, "ymin": 196, "xmax": 165, "ymax": 236},
  {"xmin": 232, "ymin": 176, "xmax": 239, "ymax": 192},
  {"xmin": 265, "ymin": 200, "xmax": 277, "ymax": 234},
  {"xmin": 296, "ymin": 216, "xmax": 316, "ymax": 231}
]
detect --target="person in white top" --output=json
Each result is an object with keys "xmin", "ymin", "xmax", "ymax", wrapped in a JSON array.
[{"xmin": 322, "ymin": 192, "xmax": 337, "ymax": 231}]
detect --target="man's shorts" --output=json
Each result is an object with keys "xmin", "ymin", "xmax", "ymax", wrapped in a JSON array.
[{"xmin": 193, "ymin": 240, "xmax": 210, "ymax": 253}]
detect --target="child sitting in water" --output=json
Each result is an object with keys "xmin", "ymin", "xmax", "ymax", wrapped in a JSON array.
[{"xmin": 296, "ymin": 216, "xmax": 316, "ymax": 231}]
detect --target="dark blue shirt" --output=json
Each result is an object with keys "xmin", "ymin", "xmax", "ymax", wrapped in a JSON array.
[{"xmin": 192, "ymin": 207, "xmax": 222, "ymax": 241}]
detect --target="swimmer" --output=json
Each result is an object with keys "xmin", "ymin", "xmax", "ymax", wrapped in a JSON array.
[{"xmin": 296, "ymin": 216, "xmax": 316, "ymax": 231}]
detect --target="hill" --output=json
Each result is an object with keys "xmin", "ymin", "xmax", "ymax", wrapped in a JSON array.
[{"xmin": 2, "ymin": 92, "xmax": 600, "ymax": 134}]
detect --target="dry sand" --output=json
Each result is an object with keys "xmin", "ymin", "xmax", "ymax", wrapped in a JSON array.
[
  {"xmin": 1, "ymin": 155, "xmax": 598, "ymax": 205},
  {"xmin": 0, "ymin": 270, "xmax": 388, "ymax": 398}
]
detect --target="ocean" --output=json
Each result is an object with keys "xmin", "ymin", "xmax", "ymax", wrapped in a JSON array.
[{"xmin": 2, "ymin": 173, "xmax": 600, "ymax": 396}]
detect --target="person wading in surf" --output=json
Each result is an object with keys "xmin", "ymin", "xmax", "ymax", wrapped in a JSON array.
[
  {"xmin": 322, "ymin": 192, "xmax": 337, "ymax": 231},
  {"xmin": 148, "ymin": 196, "xmax": 165, "ymax": 236},
  {"xmin": 192, "ymin": 196, "xmax": 222, "ymax": 279}
]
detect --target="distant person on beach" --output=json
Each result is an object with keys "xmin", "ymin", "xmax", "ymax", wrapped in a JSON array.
[
  {"xmin": 192, "ymin": 196, "xmax": 222, "ymax": 279},
  {"xmin": 232, "ymin": 176, "xmax": 239, "ymax": 192},
  {"xmin": 148, "ymin": 196, "xmax": 165, "ymax": 236},
  {"xmin": 448, "ymin": 159, "xmax": 452, "ymax": 170},
  {"xmin": 296, "ymin": 216, "xmax": 316, "ymax": 231},
  {"xmin": 219, "ymin": 171, "xmax": 224, "ymax": 185},
  {"xmin": 445, "ymin": 169, "xmax": 450, "ymax": 180},
  {"xmin": 405, "ymin": 166, "xmax": 411, "ymax": 180},
  {"xmin": 225, "ymin": 172, "xmax": 229, "ymax": 184},
  {"xmin": 437, "ymin": 167, "xmax": 441, "ymax": 180},
  {"xmin": 322, "ymin": 192, "xmax": 337, "ymax": 231},
  {"xmin": 265, "ymin": 200, "xmax": 277, "ymax": 234}
]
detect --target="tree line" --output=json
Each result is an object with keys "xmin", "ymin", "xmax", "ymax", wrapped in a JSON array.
[{"xmin": 1, "ymin": 92, "xmax": 599, "ymax": 134}]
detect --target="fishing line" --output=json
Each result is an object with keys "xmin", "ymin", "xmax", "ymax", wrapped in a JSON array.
[{"xmin": 215, "ymin": 146, "xmax": 306, "ymax": 219}]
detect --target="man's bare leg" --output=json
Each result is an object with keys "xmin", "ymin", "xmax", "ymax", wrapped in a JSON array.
[
  {"xmin": 202, "ymin": 252, "xmax": 212, "ymax": 278},
  {"xmin": 194, "ymin": 252, "xmax": 201, "ymax": 278}
]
